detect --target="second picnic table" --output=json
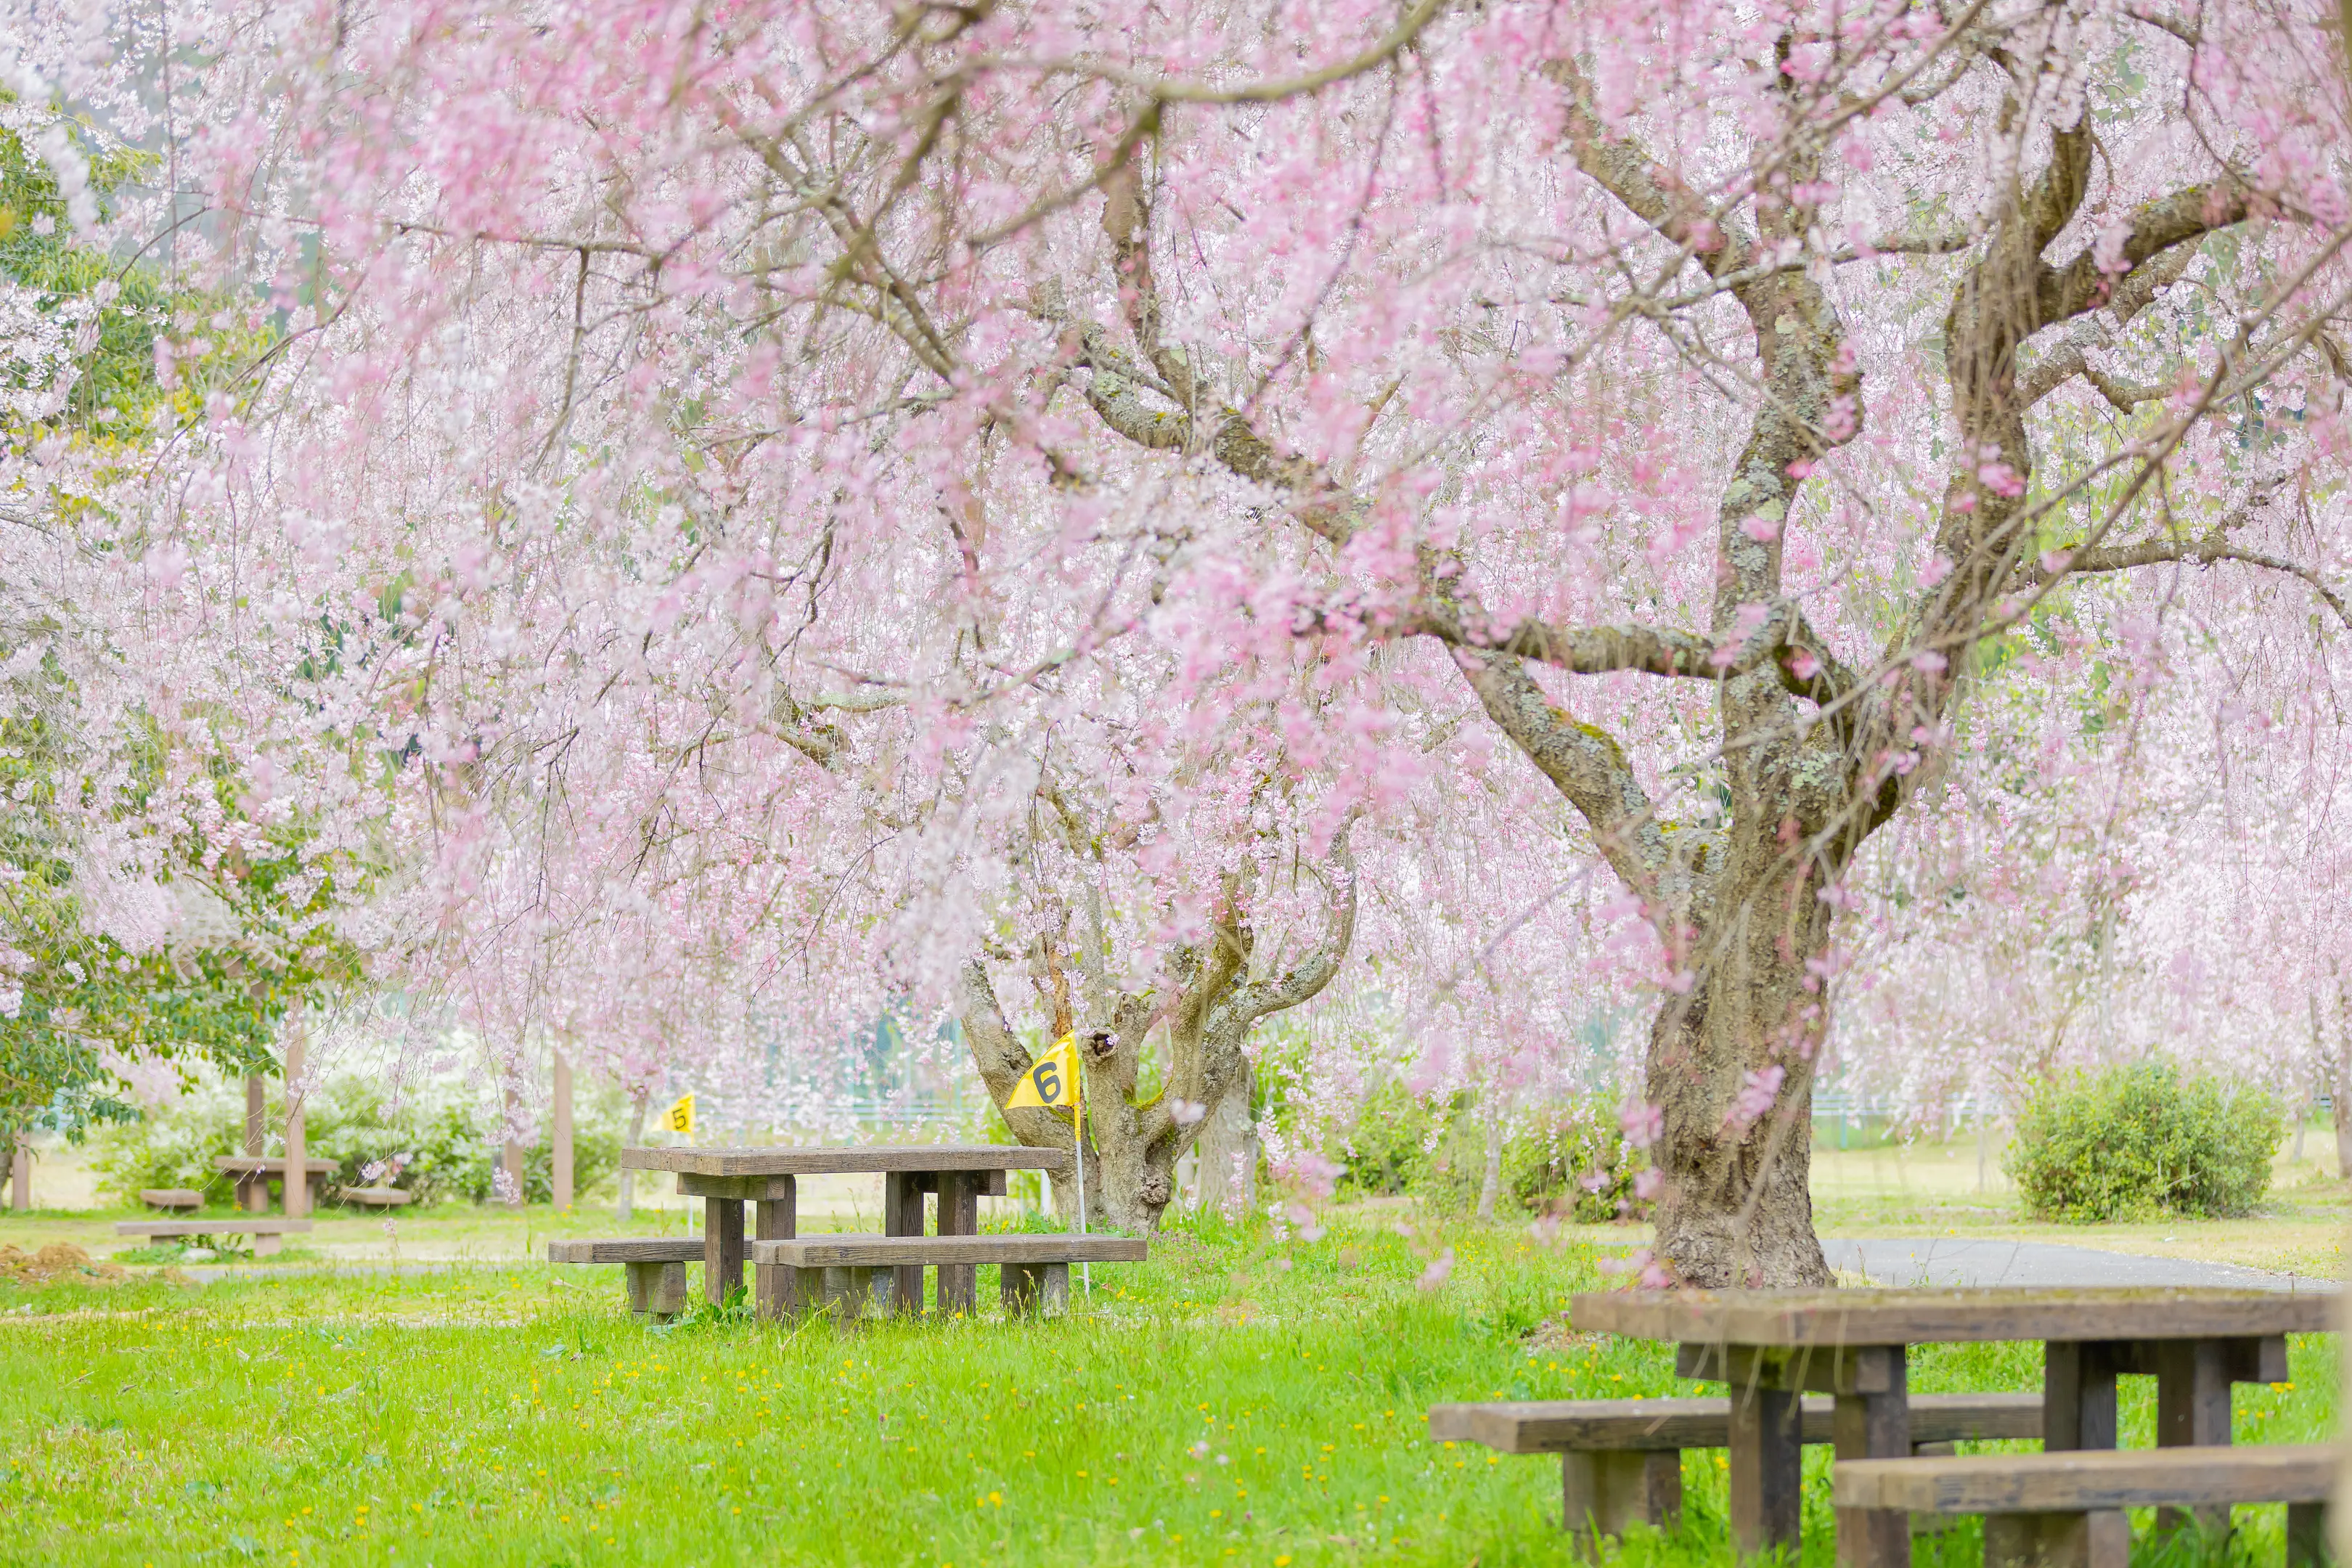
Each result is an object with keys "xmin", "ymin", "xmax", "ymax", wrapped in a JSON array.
[
  {"xmin": 617, "ymin": 1144, "xmax": 1071, "ymax": 1312},
  {"xmin": 1570, "ymin": 1286, "xmax": 2335, "ymax": 1567}
]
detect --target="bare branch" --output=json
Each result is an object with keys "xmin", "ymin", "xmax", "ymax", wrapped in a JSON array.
[
  {"xmin": 1545, "ymin": 60, "xmax": 1750, "ymax": 274},
  {"xmin": 1239, "ymin": 820, "xmax": 1360, "ymax": 1019},
  {"xmin": 2029, "ymin": 536, "xmax": 2352, "ymax": 629},
  {"xmin": 2039, "ymin": 181, "xmax": 2250, "ymax": 325}
]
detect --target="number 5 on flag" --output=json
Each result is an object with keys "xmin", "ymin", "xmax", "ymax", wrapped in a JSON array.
[{"xmin": 1004, "ymin": 1036, "xmax": 1079, "ymax": 1112}]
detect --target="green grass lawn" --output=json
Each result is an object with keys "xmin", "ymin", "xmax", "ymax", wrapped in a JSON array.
[{"xmin": 0, "ymin": 1208, "xmax": 2337, "ymax": 1567}]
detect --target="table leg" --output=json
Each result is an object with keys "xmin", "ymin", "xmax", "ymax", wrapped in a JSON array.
[
  {"xmin": 703, "ymin": 1196, "xmax": 746, "ymax": 1307},
  {"xmin": 754, "ymin": 1177, "xmax": 796, "ymax": 1320},
  {"xmin": 1834, "ymin": 1354, "xmax": 1911, "ymax": 1568},
  {"xmin": 937, "ymin": 1171, "xmax": 979, "ymax": 1316},
  {"xmin": 2043, "ymin": 1342, "xmax": 2119, "ymax": 1450},
  {"xmin": 884, "ymin": 1172, "xmax": 926, "ymax": 1317},
  {"xmin": 1727, "ymin": 1381, "xmax": 1802, "ymax": 1556},
  {"xmin": 2155, "ymin": 1338, "xmax": 2232, "ymax": 1541}
]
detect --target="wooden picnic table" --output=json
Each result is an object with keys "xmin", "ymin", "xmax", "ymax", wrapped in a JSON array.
[
  {"xmin": 617, "ymin": 1145, "xmax": 1071, "ymax": 1310},
  {"xmin": 213, "ymin": 1156, "xmax": 340, "ymax": 1214},
  {"xmin": 1572, "ymin": 1286, "xmax": 2335, "ymax": 1567}
]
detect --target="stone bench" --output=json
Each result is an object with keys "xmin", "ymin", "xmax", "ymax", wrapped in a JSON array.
[
  {"xmin": 333, "ymin": 1186, "xmax": 413, "ymax": 1206},
  {"xmin": 1833, "ymin": 1442, "xmax": 2336, "ymax": 1567},
  {"xmin": 115, "ymin": 1219, "xmax": 313, "ymax": 1257},
  {"xmin": 1429, "ymin": 1391, "xmax": 2044, "ymax": 1538},
  {"xmin": 546, "ymin": 1238, "xmax": 703, "ymax": 1320},
  {"xmin": 751, "ymin": 1233, "xmax": 1148, "ymax": 1321},
  {"xmin": 139, "ymin": 1188, "xmax": 205, "ymax": 1212}
]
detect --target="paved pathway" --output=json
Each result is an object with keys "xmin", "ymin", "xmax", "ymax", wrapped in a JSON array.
[{"xmin": 1822, "ymin": 1236, "xmax": 2337, "ymax": 1293}]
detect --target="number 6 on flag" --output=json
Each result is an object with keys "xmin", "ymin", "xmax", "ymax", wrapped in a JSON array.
[{"xmin": 1004, "ymin": 1035, "xmax": 1079, "ymax": 1112}]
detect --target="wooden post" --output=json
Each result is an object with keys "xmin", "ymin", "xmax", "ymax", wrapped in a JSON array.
[
  {"xmin": 2044, "ymin": 1342, "xmax": 2120, "ymax": 1451},
  {"xmin": 884, "ymin": 1172, "xmax": 926, "ymax": 1316},
  {"xmin": 243, "ymin": 1073, "xmax": 269, "ymax": 1212},
  {"xmin": 1983, "ymin": 1511, "xmax": 2128, "ymax": 1568},
  {"xmin": 551, "ymin": 1051, "xmax": 574, "ymax": 1211},
  {"xmin": 1833, "ymin": 1349, "xmax": 1912, "ymax": 1568},
  {"xmin": 936, "ymin": 1171, "xmax": 980, "ymax": 1317},
  {"xmin": 703, "ymin": 1196, "xmax": 746, "ymax": 1305},
  {"xmin": 1562, "ymin": 1451, "xmax": 1681, "ymax": 1540},
  {"xmin": 1727, "ymin": 1381, "xmax": 1802, "ymax": 1555},
  {"xmin": 2155, "ymin": 1338, "xmax": 2234, "ymax": 1540},
  {"xmin": 9, "ymin": 1136, "xmax": 28, "ymax": 1211},
  {"xmin": 754, "ymin": 1178, "xmax": 796, "ymax": 1320},
  {"xmin": 282, "ymin": 1021, "xmax": 307, "ymax": 1220}
]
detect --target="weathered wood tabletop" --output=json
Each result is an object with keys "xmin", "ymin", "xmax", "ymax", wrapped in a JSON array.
[
  {"xmin": 618, "ymin": 1144, "xmax": 1074, "ymax": 1311},
  {"xmin": 1571, "ymin": 1286, "xmax": 2336, "ymax": 1568},
  {"xmin": 213, "ymin": 1156, "xmax": 340, "ymax": 1214}
]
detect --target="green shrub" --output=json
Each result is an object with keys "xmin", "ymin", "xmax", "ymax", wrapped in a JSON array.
[
  {"xmin": 89, "ymin": 1069, "xmax": 626, "ymax": 1208},
  {"xmin": 1504, "ymin": 1105, "xmax": 1641, "ymax": 1222},
  {"xmin": 1333, "ymin": 1082, "xmax": 1442, "ymax": 1199},
  {"xmin": 1334, "ymin": 1085, "xmax": 1638, "ymax": 1221},
  {"xmin": 2006, "ymin": 1061, "xmax": 2282, "ymax": 1222}
]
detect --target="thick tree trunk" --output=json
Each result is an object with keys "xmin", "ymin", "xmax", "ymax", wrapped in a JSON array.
[
  {"xmin": 2331, "ymin": 1048, "xmax": 2352, "ymax": 1183},
  {"xmin": 1191, "ymin": 1067, "xmax": 1259, "ymax": 1217},
  {"xmin": 1647, "ymin": 965, "xmax": 1832, "ymax": 1289}
]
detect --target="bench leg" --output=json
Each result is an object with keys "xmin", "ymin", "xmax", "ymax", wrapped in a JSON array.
[
  {"xmin": 252, "ymin": 1233, "xmax": 282, "ymax": 1257},
  {"xmin": 2287, "ymin": 1503, "xmax": 2327, "ymax": 1568},
  {"xmin": 999, "ymin": 1262, "xmax": 1069, "ymax": 1318},
  {"xmin": 754, "ymin": 1182, "xmax": 796, "ymax": 1320},
  {"xmin": 885, "ymin": 1172, "xmax": 926, "ymax": 1318},
  {"xmin": 703, "ymin": 1196, "xmax": 746, "ymax": 1307},
  {"xmin": 1001, "ymin": 1262, "xmax": 1044, "ymax": 1317},
  {"xmin": 1728, "ymin": 1384, "xmax": 1802, "ymax": 1556},
  {"xmin": 1834, "ymin": 1365, "xmax": 1911, "ymax": 1568},
  {"xmin": 1908, "ymin": 1443, "xmax": 1961, "ymax": 1538},
  {"xmin": 2155, "ymin": 1339, "xmax": 2233, "ymax": 1542},
  {"xmin": 1983, "ymin": 1511, "xmax": 2126, "ymax": 1568},
  {"xmin": 936, "ymin": 1172, "xmax": 979, "ymax": 1316},
  {"xmin": 624, "ymin": 1260, "xmax": 687, "ymax": 1321},
  {"xmin": 822, "ymin": 1266, "xmax": 879, "ymax": 1326},
  {"xmin": 1562, "ymin": 1450, "xmax": 1680, "ymax": 1541}
]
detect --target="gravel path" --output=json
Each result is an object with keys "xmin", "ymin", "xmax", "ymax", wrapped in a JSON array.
[{"xmin": 1822, "ymin": 1236, "xmax": 2337, "ymax": 1294}]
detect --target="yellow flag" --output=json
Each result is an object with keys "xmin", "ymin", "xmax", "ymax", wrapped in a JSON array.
[
  {"xmin": 1004, "ymin": 1036, "xmax": 1079, "ymax": 1112},
  {"xmin": 658, "ymin": 1093, "xmax": 695, "ymax": 1138}
]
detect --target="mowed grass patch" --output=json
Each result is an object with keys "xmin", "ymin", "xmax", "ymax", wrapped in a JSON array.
[{"xmin": 0, "ymin": 1214, "xmax": 2335, "ymax": 1567}]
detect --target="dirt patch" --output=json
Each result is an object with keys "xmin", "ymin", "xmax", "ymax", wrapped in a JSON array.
[
  {"xmin": 0, "ymin": 1243, "xmax": 130, "ymax": 1286},
  {"xmin": 1524, "ymin": 1315, "xmax": 1609, "ymax": 1353}
]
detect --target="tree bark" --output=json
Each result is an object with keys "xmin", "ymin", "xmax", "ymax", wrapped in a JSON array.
[
  {"xmin": 2330, "ymin": 1030, "xmax": 2352, "ymax": 1185},
  {"xmin": 1476, "ymin": 1101, "xmax": 1504, "ymax": 1223},
  {"xmin": 1191, "ymin": 1066, "xmax": 1259, "ymax": 1217},
  {"xmin": 957, "ymin": 827, "xmax": 1354, "ymax": 1233},
  {"xmin": 616, "ymin": 1088, "xmax": 645, "ymax": 1220},
  {"xmin": 1647, "ymin": 973, "xmax": 1829, "ymax": 1287}
]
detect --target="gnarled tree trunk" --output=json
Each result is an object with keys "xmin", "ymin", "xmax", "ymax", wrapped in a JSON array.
[{"xmin": 957, "ymin": 831, "xmax": 1354, "ymax": 1232}]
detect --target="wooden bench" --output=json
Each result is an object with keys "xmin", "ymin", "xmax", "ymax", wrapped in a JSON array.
[
  {"xmin": 334, "ymin": 1186, "xmax": 413, "ymax": 1206},
  {"xmin": 115, "ymin": 1219, "xmax": 312, "ymax": 1257},
  {"xmin": 1429, "ymin": 1392, "xmax": 2044, "ymax": 1538},
  {"xmin": 547, "ymin": 1239, "xmax": 703, "ymax": 1321},
  {"xmin": 139, "ymin": 1188, "xmax": 204, "ymax": 1212},
  {"xmin": 1834, "ymin": 1443, "xmax": 2336, "ymax": 1568},
  {"xmin": 751, "ymin": 1233, "xmax": 1148, "ymax": 1321}
]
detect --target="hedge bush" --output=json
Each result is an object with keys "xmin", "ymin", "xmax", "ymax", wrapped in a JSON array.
[
  {"xmin": 2006, "ymin": 1061, "xmax": 2281, "ymax": 1222},
  {"xmin": 89, "ymin": 1070, "xmax": 626, "ymax": 1207},
  {"xmin": 1334, "ymin": 1085, "xmax": 1640, "ymax": 1220}
]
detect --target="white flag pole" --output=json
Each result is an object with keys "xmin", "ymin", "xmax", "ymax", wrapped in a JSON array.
[{"xmin": 1072, "ymin": 1048, "xmax": 1091, "ymax": 1297}]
